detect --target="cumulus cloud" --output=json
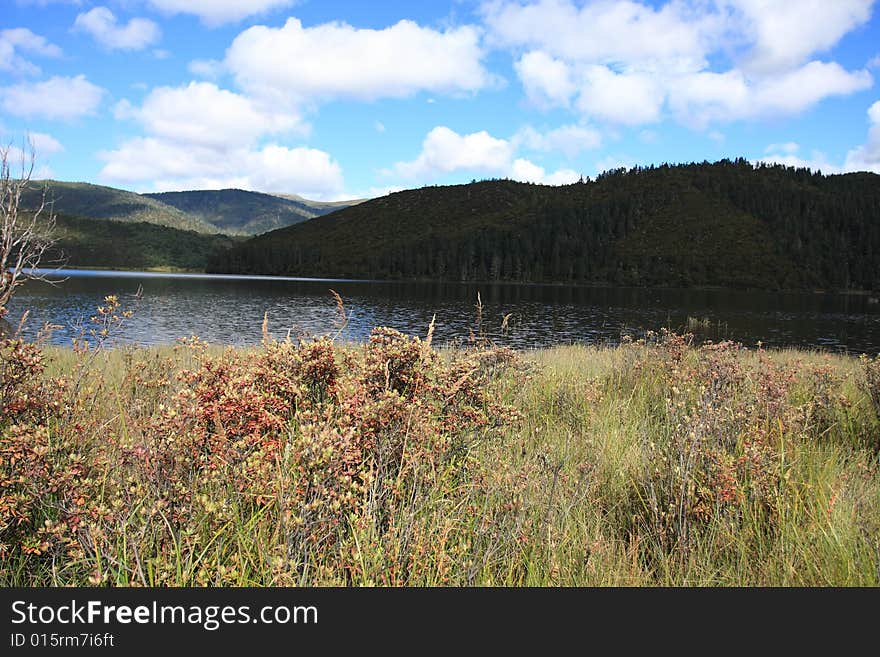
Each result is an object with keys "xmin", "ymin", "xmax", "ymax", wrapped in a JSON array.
[
  {"xmin": 392, "ymin": 126, "xmax": 513, "ymax": 179},
  {"xmin": 730, "ymin": 0, "xmax": 874, "ymax": 73},
  {"xmin": 509, "ymin": 158, "xmax": 580, "ymax": 185},
  {"xmin": 1, "ymin": 131, "xmax": 63, "ymax": 179},
  {"xmin": 74, "ymin": 7, "xmax": 161, "ymax": 51},
  {"xmin": 188, "ymin": 58, "xmax": 224, "ymax": 79},
  {"xmin": 669, "ymin": 61, "xmax": 871, "ymax": 125},
  {"xmin": 575, "ymin": 65, "xmax": 666, "ymax": 124},
  {"xmin": 483, "ymin": 0, "xmax": 715, "ymax": 70},
  {"xmin": 114, "ymin": 81, "xmax": 304, "ymax": 148},
  {"xmin": 389, "ymin": 125, "xmax": 581, "ymax": 185},
  {"xmin": 100, "ymin": 81, "xmax": 342, "ymax": 197},
  {"xmin": 146, "ymin": 0, "xmax": 296, "ymax": 26},
  {"xmin": 486, "ymin": 1, "xmax": 874, "ymax": 127},
  {"xmin": 756, "ymin": 101, "xmax": 880, "ymax": 175},
  {"xmin": 754, "ymin": 150, "xmax": 841, "ymax": 174},
  {"xmin": 28, "ymin": 132, "xmax": 64, "ymax": 155},
  {"xmin": 99, "ymin": 138, "xmax": 344, "ymax": 198},
  {"xmin": 0, "ymin": 75, "xmax": 104, "ymax": 120},
  {"xmin": 513, "ymin": 124, "xmax": 602, "ymax": 159},
  {"xmin": 2, "ymin": 131, "xmax": 63, "ymax": 158},
  {"xmin": 594, "ymin": 154, "xmax": 635, "ymax": 175},
  {"xmin": 514, "ymin": 51, "xmax": 575, "ymax": 108},
  {"xmin": 764, "ymin": 142, "xmax": 800, "ymax": 155},
  {"xmin": 225, "ymin": 18, "xmax": 493, "ymax": 105},
  {"xmin": 15, "ymin": 1, "xmax": 83, "ymax": 5},
  {"xmin": 844, "ymin": 100, "xmax": 880, "ymax": 173},
  {"xmin": 0, "ymin": 28, "xmax": 62, "ymax": 75}
]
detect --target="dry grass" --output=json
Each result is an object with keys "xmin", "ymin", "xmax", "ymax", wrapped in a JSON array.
[{"xmin": 1, "ymin": 316, "xmax": 879, "ymax": 586}]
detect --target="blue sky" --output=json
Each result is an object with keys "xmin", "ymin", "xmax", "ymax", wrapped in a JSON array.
[{"xmin": 1, "ymin": 0, "xmax": 879, "ymax": 200}]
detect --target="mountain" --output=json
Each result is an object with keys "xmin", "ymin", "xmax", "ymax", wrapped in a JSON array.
[
  {"xmin": 206, "ymin": 159, "xmax": 880, "ymax": 292},
  {"xmin": 50, "ymin": 214, "xmax": 240, "ymax": 272},
  {"xmin": 25, "ymin": 181, "xmax": 220, "ymax": 233},
  {"xmin": 22, "ymin": 181, "xmax": 363, "ymax": 236},
  {"xmin": 144, "ymin": 189, "xmax": 364, "ymax": 235}
]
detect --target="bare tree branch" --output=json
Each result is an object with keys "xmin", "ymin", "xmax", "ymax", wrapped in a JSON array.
[{"xmin": 0, "ymin": 138, "xmax": 62, "ymax": 319}]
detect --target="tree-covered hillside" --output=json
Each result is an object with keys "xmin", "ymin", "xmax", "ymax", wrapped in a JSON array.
[
  {"xmin": 207, "ymin": 159, "xmax": 880, "ymax": 291},
  {"xmin": 51, "ymin": 214, "xmax": 240, "ymax": 271}
]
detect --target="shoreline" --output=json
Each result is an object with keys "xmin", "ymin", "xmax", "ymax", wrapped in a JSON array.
[{"xmin": 21, "ymin": 266, "xmax": 880, "ymax": 296}]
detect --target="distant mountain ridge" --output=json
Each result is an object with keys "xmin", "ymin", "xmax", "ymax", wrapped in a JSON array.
[
  {"xmin": 144, "ymin": 189, "xmax": 365, "ymax": 235},
  {"xmin": 24, "ymin": 180, "xmax": 362, "ymax": 236},
  {"xmin": 24, "ymin": 181, "xmax": 218, "ymax": 233}
]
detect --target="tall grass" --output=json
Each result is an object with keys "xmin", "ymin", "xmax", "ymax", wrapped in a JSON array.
[{"xmin": 1, "ymin": 311, "xmax": 878, "ymax": 586}]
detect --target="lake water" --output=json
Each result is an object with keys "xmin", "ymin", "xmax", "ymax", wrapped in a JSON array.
[{"xmin": 5, "ymin": 269, "xmax": 880, "ymax": 353}]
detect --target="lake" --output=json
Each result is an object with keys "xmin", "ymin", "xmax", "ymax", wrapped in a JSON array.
[{"xmin": 5, "ymin": 269, "xmax": 880, "ymax": 353}]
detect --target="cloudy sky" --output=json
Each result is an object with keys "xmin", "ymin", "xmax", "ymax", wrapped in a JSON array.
[{"xmin": 1, "ymin": 0, "xmax": 879, "ymax": 200}]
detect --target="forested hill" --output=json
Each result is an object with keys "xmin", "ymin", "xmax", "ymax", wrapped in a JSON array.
[
  {"xmin": 144, "ymin": 189, "xmax": 363, "ymax": 235},
  {"xmin": 207, "ymin": 160, "xmax": 880, "ymax": 291}
]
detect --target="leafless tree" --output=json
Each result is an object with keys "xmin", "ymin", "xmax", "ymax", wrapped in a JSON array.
[{"xmin": 0, "ymin": 140, "xmax": 59, "ymax": 320}]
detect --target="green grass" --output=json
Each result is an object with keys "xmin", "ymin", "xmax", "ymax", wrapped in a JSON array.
[{"xmin": 2, "ymin": 326, "xmax": 878, "ymax": 586}]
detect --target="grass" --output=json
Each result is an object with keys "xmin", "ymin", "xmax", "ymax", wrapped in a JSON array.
[{"xmin": 2, "ymin": 305, "xmax": 879, "ymax": 586}]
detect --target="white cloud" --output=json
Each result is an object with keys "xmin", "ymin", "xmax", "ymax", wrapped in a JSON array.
[
  {"xmin": 764, "ymin": 142, "xmax": 800, "ymax": 155},
  {"xmin": 513, "ymin": 123, "xmax": 601, "ymax": 158},
  {"xmin": 1, "ymin": 132, "xmax": 63, "ymax": 179},
  {"xmin": 188, "ymin": 58, "xmax": 224, "ymax": 79},
  {"xmin": 755, "ymin": 101, "xmax": 880, "ymax": 175},
  {"xmin": 510, "ymin": 158, "xmax": 580, "ymax": 185},
  {"xmin": 755, "ymin": 151, "xmax": 841, "ymax": 174},
  {"xmin": 487, "ymin": 1, "xmax": 874, "ymax": 127},
  {"xmin": 594, "ymin": 155, "xmax": 635, "ymax": 175},
  {"xmin": 485, "ymin": 0, "xmax": 874, "ymax": 74},
  {"xmin": 99, "ymin": 138, "xmax": 345, "ymax": 198},
  {"xmin": 390, "ymin": 125, "xmax": 582, "ymax": 185},
  {"xmin": 74, "ymin": 7, "xmax": 161, "ymax": 51},
  {"xmin": 0, "ymin": 28, "xmax": 62, "ymax": 75},
  {"xmin": 729, "ymin": 0, "xmax": 874, "ymax": 73},
  {"xmin": 575, "ymin": 65, "xmax": 666, "ymax": 124},
  {"xmin": 146, "ymin": 0, "xmax": 296, "ymax": 26},
  {"xmin": 116, "ymin": 81, "xmax": 304, "ymax": 148},
  {"xmin": 392, "ymin": 126, "xmax": 513, "ymax": 179},
  {"xmin": 225, "ymin": 18, "xmax": 492, "ymax": 105},
  {"xmin": 15, "ymin": 0, "xmax": 82, "ymax": 4},
  {"xmin": 29, "ymin": 132, "xmax": 64, "ymax": 155},
  {"xmin": 844, "ymin": 100, "xmax": 880, "ymax": 173},
  {"xmin": 752, "ymin": 61, "xmax": 872, "ymax": 115},
  {"xmin": 483, "ymin": 0, "xmax": 714, "ymax": 70},
  {"xmin": 0, "ymin": 75, "xmax": 104, "ymax": 120},
  {"xmin": 669, "ymin": 61, "xmax": 872, "ymax": 125},
  {"xmin": 514, "ymin": 51, "xmax": 575, "ymax": 108},
  {"xmin": 100, "ymin": 81, "xmax": 341, "ymax": 197}
]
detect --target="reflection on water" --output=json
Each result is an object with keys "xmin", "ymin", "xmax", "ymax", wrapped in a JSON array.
[{"xmin": 5, "ymin": 269, "xmax": 880, "ymax": 353}]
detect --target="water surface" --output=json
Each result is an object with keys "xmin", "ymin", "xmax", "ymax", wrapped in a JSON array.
[{"xmin": 6, "ymin": 269, "xmax": 879, "ymax": 353}]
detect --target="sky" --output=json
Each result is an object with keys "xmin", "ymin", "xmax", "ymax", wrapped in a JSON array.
[{"xmin": 1, "ymin": 0, "xmax": 879, "ymax": 201}]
